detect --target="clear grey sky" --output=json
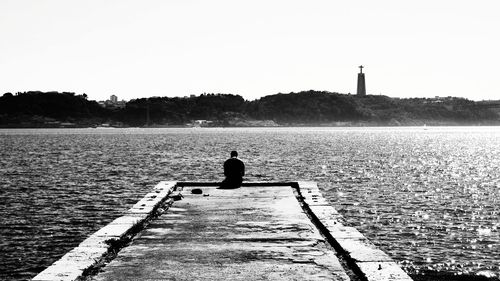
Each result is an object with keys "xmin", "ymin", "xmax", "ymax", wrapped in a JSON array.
[{"xmin": 1, "ymin": 0, "xmax": 499, "ymax": 101}]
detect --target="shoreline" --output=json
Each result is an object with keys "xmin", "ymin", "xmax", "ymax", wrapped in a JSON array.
[{"xmin": 2, "ymin": 123, "xmax": 500, "ymax": 129}]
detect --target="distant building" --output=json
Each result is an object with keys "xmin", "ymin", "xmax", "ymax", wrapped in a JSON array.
[
  {"xmin": 357, "ymin": 65, "xmax": 366, "ymax": 96},
  {"xmin": 98, "ymin": 95, "xmax": 126, "ymax": 109},
  {"xmin": 192, "ymin": 120, "xmax": 213, "ymax": 127}
]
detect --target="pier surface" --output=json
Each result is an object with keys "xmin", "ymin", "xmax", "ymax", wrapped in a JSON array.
[
  {"xmin": 92, "ymin": 184, "xmax": 350, "ymax": 281},
  {"xmin": 34, "ymin": 182, "xmax": 413, "ymax": 281}
]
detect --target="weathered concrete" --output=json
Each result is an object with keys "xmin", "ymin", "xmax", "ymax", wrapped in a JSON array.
[
  {"xmin": 33, "ymin": 181, "xmax": 413, "ymax": 281},
  {"xmin": 33, "ymin": 181, "xmax": 177, "ymax": 281},
  {"xmin": 91, "ymin": 185, "xmax": 350, "ymax": 281},
  {"xmin": 297, "ymin": 181, "xmax": 413, "ymax": 281}
]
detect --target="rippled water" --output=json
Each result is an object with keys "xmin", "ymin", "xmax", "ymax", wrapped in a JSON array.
[{"xmin": 0, "ymin": 127, "xmax": 499, "ymax": 280}]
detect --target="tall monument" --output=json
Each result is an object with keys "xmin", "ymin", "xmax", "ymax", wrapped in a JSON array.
[{"xmin": 357, "ymin": 65, "xmax": 366, "ymax": 96}]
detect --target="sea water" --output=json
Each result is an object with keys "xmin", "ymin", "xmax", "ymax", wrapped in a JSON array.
[{"xmin": 0, "ymin": 127, "xmax": 499, "ymax": 280}]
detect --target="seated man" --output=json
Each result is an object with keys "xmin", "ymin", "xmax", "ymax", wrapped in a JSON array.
[{"xmin": 219, "ymin": 151, "xmax": 245, "ymax": 189}]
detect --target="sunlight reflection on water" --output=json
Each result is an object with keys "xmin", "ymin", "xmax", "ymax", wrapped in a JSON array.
[{"xmin": 0, "ymin": 127, "xmax": 499, "ymax": 280}]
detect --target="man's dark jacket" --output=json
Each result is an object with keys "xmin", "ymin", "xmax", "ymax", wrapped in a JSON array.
[{"xmin": 221, "ymin": 157, "xmax": 245, "ymax": 188}]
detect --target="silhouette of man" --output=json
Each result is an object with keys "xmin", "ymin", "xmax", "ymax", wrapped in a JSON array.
[{"xmin": 219, "ymin": 151, "xmax": 245, "ymax": 189}]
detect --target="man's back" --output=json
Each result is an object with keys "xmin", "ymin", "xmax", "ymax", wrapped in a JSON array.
[
  {"xmin": 224, "ymin": 158, "xmax": 245, "ymax": 179},
  {"xmin": 220, "ymin": 151, "xmax": 245, "ymax": 189}
]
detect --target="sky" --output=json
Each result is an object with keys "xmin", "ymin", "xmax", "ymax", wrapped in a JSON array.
[{"xmin": 1, "ymin": 0, "xmax": 499, "ymax": 101}]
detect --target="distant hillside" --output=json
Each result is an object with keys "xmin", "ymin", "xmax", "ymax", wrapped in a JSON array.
[
  {"xmin": 250, "ymin": 91, "xmax": 499, "ymax": 125},
  {"xmin": 1, "ymin": 90, "xmax": 499, "ymax": 127},
  {"xmin": 245, "ymin": 91, "xmax": 362, "ymax": 124},
  {"xmin": 0, "ymin": 91, "xmax": 109, "ymax": 127},
  {"xmin": 118, "ymin": 94, "xmax": 246, "ymax": 126},
  {"xmin": 353, "ymin": 95, "xmax": 499, "ymax": 125}
]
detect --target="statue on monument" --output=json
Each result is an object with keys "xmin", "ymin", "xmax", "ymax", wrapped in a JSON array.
[{"xmin": 357, "ymin": 65, "xmax": 366, "ymax": 96}]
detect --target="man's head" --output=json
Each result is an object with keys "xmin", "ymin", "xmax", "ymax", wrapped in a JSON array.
[{"xmin": 230, "ymin": 151, "xmax": 238, "ymax": 158}]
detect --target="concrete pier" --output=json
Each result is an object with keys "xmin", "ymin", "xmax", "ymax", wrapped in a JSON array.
[{"xmin": 33, "ymin": 181, "xmax": 413, "ymax": 281}]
